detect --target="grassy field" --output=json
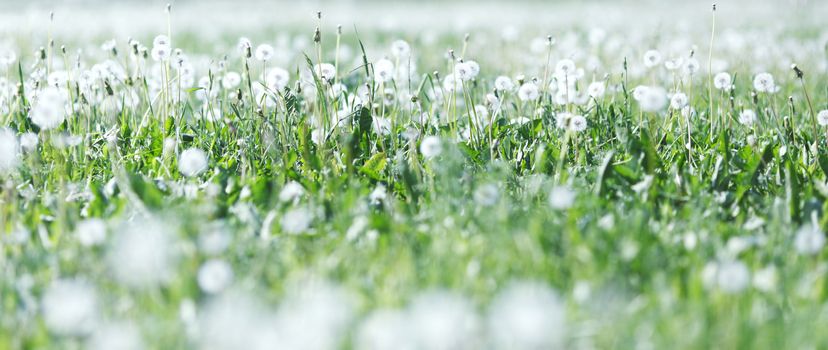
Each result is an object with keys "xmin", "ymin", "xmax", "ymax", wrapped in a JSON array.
[{"xmin": 2, "ymin": 0, "xmax": 828, "ymax": 349}]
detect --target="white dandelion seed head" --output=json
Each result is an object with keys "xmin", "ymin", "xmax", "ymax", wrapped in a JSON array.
[
  {"xmin": 466, "ymin": 60, "xmax": 481, "ymax": 78},
  {"xmin": 391, "ymin": 39, "xmax": 411, "ymax": 58},
  {"xmin": 265, "ymin": 67, "xmax": 290, "ymax": 91},
  {"xmin": 664, "ymin": 57, "xmax": 684, "ymax": 71},
  {"xmin": 488, "ymin": 281, "xmax": 566, "ymax": 349},
  {"xmin": 279, "ymin": 181, "xmax": 305, "ymax": 203},
  {"xmin": 153, "ymin": 34, "xmax": 171, "ymax": 48},
  {"xmin": 41, "ymin": 279, "xmax": 99, "ymax": 336},
  {"xmin": 753, "ymin": 72, "xmax": 776, "ymax": 93},
  {"xmin": 683, "ymin": 58, "xmax": 700, "ymax": 75},
  {"xmin": 19, "ymin": 131, "xmax": 37, "ymax": 153},
  {"xmin": 372, "ymin": 116, "xmax": 392, "ymax": 135},
  {"xmin": 409, "ymin": 290, "xmax": 479, "ymax": 350},
  {"xmin": 254, "ymin": 44, "xmax": 274, "ymax": 61},
  {"xmin": 0, "ymin": 128, "xmax": 19, "ymax": 173},
  {"xmin": 30, "ymin": 87, "xmax": 67, "ymax": 130},
  {"xmin": 75, "ymin": 218, "xmax": 107, "ymax": 247},
  {"xmin": 355, "ymin": 309, "xmax": 415, "ymax": 350},
  {"xmin": 569, "ymin": 115, "xmax": 587, "ymax": 132},
  {"xmin": 474, "ymin": 104, "xmax": 490, "ymax": 124},
  {"xmin": 236, "ymin": 37, "xmax": 252, "ymax": 54},
  {"xmin": 794, "ymin": 223, "xmax": 825, "ymax": 255},
  {"xmin": 454, "ymin": 61, "xmax": 475, "ymax": 81},
  {"xmin": 47, "ymin": 70, "xmax": 69, "ymax": 88},
  {"xmin": 420, "ymin": 136, "xmax": 443, "ymax": 159},
  {"xmin": 86, "ymin": 321, "xmax": 144, "ymax": 350},
  {"xmin": 441, "ymin": 73, "xmax": 462, "ymax": 93},
  {"xmin": 198, "ymin": 226, "xmax": 231, "ymax": 255},
  {"xmin": 222, "ymin": 71, "xmax": 242, "ymax": 89},
  {"xmin": 178, "ymin": 148, "xmax": 208, "ymax": 177},
  {"xmin": 632, "ymin": 85, "xmax": 649, "ymax": 101},
  {"xmin": 198, "ymin": 259, "xmax": 234, "ymax": 294},
  {"xmin": 701, "ymin": 261, "xmax": 719, "ymax": 289},
  {"xmin": 549, "ymin": 186, "xmax": 575, "ymax": 209},
  {"xmin": 275, "ymin": 280, "xmax": 356, "ymax": 350},
  {"xmin": 281, "ymin": 207, "xmax": 314, "ymax": 234},
  {"xmin": 0, "ymin": 49, "xmax": 16, "ymax": 67},
  {"xmin": 643, "ymin": 49, "xmax": 662, "ymax": 68},
  {"xmin": 494, "ymin": 76, "xmax": 514, "ymax": 91},
  {"xmin": 716, "ymin": 260, "xmax": 750, "ymax": 294},
  {"xmin": 473, "ymin": 184, "xmax": 500, "ymax": 207},
  {"xmin": 375, "ymin": 58, "xmax": 395, "ymax": 83},
  {"xmin": 199, "ymin": 292, "xmax": 274, "ymax": 350},
  {"xmin": 517, "ymin": 82, "xmax": 539, "ymax": 101},
  {"xmin": 738, "ymin": 109, "xmax": 757, "ymax": 126},
  {"xmin": 314, "ymin": 63, "xmax": 337, "ymax": 81},
  {"xmin": 753, "ymin": 266, "xmax": 778, "ymax": 292},
  {"xmin": 484, "ymin": 94, "xmax": 499, "ymax": 109},
  {"xmin": 370, "ymin": 184, "xmax": 388, "ymax": 205},
  {"xmin": 587, "ymin": 81, "xmax": 605, "ymax": 98},
  {"xmin": 555, "ymin": 59, "xmax": 577, "ymax": 75},
  {"xmin": 107, "ymin": 219, "xmax": 179, "ymax": 288},
  {"xmin": 638, "ymin": 86, "xmax": 667, "ymax": 112},
  {"xmin": 714, "ymin": 72, "xmax": 732, "ymax": 90},
  {"xmin": 555, "ymin": 112, "xmax": 573, "ymax": 130},
  {"xmin": 670, "ymin": 92, "xmax": 689, "ymax": 110},
  {"xmin": 151, "ymin": 45, "xmax": 170, "ymax": 62},
  {"xmin": 817, "ymin": 110, "xmax": 828, "ymax": 127}
]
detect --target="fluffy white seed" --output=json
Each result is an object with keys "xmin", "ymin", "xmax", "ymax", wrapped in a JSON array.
[{"xmin": 178, "ymin": 148, "xmax": 208, "ymax": 177}]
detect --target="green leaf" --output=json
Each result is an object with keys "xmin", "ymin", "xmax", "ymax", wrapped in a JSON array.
[
  {"xmin": 360, "ymin": 152, "xmax": 387, "ymax": 180},
  {"xmin": 735, "ymin": 144, "xmax": 774, "ymax": 203},
  {"xmin": 129, "ymin": 173, "xmax": 165, "ymax": 209},
  {"xmin": 595, "ymin": 150, "xmax": 615, "ymax": 195}
]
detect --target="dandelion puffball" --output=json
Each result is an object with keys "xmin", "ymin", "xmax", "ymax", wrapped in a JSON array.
[
  {"xmin": 178, "ymin": 148, "xmax": 208, "ymax": 177},
  {"xmin": 107, "ymin": 219, "xmax": 179, "ymax": 288},
  {"xmin": 587, "ymin": 81, "xmax": 605, "ymax": 98},
  {"xmin": 19, "ymin": 132, "xmax": 38, "ymax": 153},
  {"xmin": 222, "ymin": 72, "xmax": 242, "ymax": 89},
  {"xmin": 86, "ymin": 321, "xmax": 145, "ymax": 350},
  {"xmin": 314, "ymin": 63, "xmax": 336, "ymax": 81},
  {"xmin": 670, "ymin": 92, "xmax": 689, "ymax": 110},
  {"xmin": 517, "ymin": 82, "xmax": 539, "ymax": 101},
  {"xmin": 549, "ymin": 186, "xmax": 575, "ymax": 209},
  {"xmin": 198, "ymin": 259, "xmax": 234, "ymax": 294},
  {"xmin": 716, "ymin": 260, "xmax": 750, "ymax": 294},
  {"xmin": 30, "ymin": 87, "xmax": 67, "ymax": 130},
  {"xmin": 817, "ymin": 110, "xmax": 828, "ymax": 127},
  {"xmin": 254, "ymin": 44, "xmax": 274, "ymax": 61},
  {"xmin": 738, "ymin": 110, "xmax": 757, "ymax": 126},
  {"xmin": 390, "ymin": 40, "xmax": 411, "ymax": 58},
  {"xmin": 420, "ymin": 136, "xmax": 443, "ymax": 159},
  {"xmin": 75, "ymin": 218, "xmax": 107, "ymax": 247},
  {"xmin": 265, "ymin": 67, "xmax": 290, "ymax": 91},
  {"xmin": 409, "ymin": 291, "xmax": 479, "ymax": 350},
  {"xmin": 494, "ymin": 76, "xmax": 514, "ymax": 91},
  {"xmin": 753, "ymin": 72, "xmax": 776, "ymax": 93},
  {"xmin": 41, "ymin": 279, "xmax": 99, "ymax": 336},
  {"xmin": 637, "ymin": 86, "xmax": 667, "ymax": 112},
  {"xmin": 643, "ymin": 49, "xmax": 662, "ymax": 68},
  {"xmin": 714, "ymin": 72, "xmax": 732, "ymax": 91},
  {"xmin": 568, "ymin": 115, "xmax": 587, "ymax": 132},
  {"xmin": 0, "ymin": 128, "xmax": 19, "ymax": 172},
  {"xmin": 281, "ymin": 207, "xmax": 313, "ymax": 234},
  {"xmin": 355, "ymin": 309, "xmax": 413, "ymax": 350},
  {"xmin": 279, "ymin": 181, "xmax": 306, "ymax": 203},
  {"xmin": 487, "ymin": 281, "xmax": 566, "ymax": 349},
  {"xmin": 375, "ymin": 59, "xmax": 395, "ymax": 83},
  {"xmin": 794, "ymin": 223, "xmax": 825, "ymax": 255}
]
